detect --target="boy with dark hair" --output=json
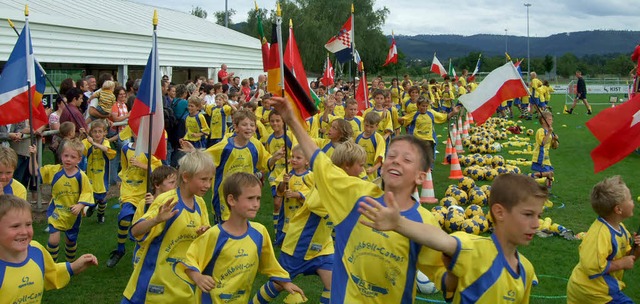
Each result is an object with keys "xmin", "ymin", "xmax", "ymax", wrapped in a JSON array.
[{"xmin": 356, "ymin": 112, "xmax": 386, "ymax": 181}]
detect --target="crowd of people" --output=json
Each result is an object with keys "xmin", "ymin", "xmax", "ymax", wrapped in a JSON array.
[{"xmin": 0, "ymin": 64, "xmax": 638, "ymax": 304}]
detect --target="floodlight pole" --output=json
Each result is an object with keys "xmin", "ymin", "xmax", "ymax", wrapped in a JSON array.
[
  {"xmin": 225, "ymin": 0, "xmax": 229, "ymax": 27},
  {"xmin": 525, "ymin": 3, "xmax": 531, "ymax": 82},
  {"xmin": 504, "ymin": 29, "xmax": 508, "ymax": 55}
]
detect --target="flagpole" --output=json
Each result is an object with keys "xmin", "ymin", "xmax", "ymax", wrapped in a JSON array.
[
  {"xmin": 276, "ymin": 3, "xmax": 289, "ymax": 174},
  {"xmin": 350, "ymin": 4, "xmax": 355, "ymax": 87},
  {"xmin": 146, "ymin": 10, "xmax": 158, "ymax": 193},
  {"xmin": 23, "ymin": 5, "xmax": 39, "ymax": 202}
]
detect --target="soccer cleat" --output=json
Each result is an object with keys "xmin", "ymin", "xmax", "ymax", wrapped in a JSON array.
[
  {"xmin": 85, "ymin": 206, "xmax": 96, "ymax": 217},
  {"xmin": 587, "ymin": 109, "xmax": 592, "ymax": 115},
  {"xmin": 107, "ymin": 250, "xmax": 125, "ymax": 268},
  {"xmin": 97, "ymin": 214, "xmax": 105, "ymax": 224},
  {"xmin": 567, "ymin": 108, "xmax": 573, "ymax": 114}
]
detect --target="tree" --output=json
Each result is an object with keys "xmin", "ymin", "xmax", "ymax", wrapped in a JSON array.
[
  {"xmin": 557, "ymin": 53, "xmax": 579, "ymax": 77},
  {"xmin": 543, "ymin": 55, "xmax": 554, "ymax": 76},
  {"xmin": 190, "ymin": 6, "xmax": 207, "ymax": 19},
  {"xmin": 214, "ymin": 8, "xmax": 236, "ymax": 26},
  {"xmin": 605, "ymin": 54, "xmax": 635, "ymax": 76}
]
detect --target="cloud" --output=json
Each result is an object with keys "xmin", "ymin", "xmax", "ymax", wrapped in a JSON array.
[{"xmin": 130, "ymin": 0, "xmax": 640, "ymax": 37}]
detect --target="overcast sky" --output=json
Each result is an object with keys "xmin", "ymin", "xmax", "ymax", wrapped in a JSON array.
[{"xmin": 131, "ymin": 0, "xmax": 640, "ymax": 37}]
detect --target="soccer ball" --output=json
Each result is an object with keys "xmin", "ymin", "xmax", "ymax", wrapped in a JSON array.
[
  {"xmin": 439, "ymin": 196, "xmax": 458, "ymax": 208},
  {"xmin": 431, "ymin": 205, "xmax": 446, "ymax": 215},
  {"xmin": 416, "ymin": 270, "xmax": 438, "ymax": 294},
  {"xmin": 458, "ymin": 177, "xmax": 476, "ymax": 192},
  {"xmin": 465, "ymin": 204, "xmax": 484, "ymax": 218},
  {"xmin": 484, "ymin": 169, "xmax": 498, "ymax": 181},
  {"xmin": 526, "ymin": 129, "xmax": 534, "ymax": 136},
  {"xmin": 492, "ymin": 155, "xmax": 505, "ymax": 167},
  {"xmin": 480, "ymin": 185, "xmax": 491, "ymax": 200},
  {"xmin": 451, "ymin": 188, "xmax": 468, "ymax": 205},
  {"xmin": 444, "ymin": 212, "xmax": 465, "ymax": 232},
  {"xmin": 460, "ymin": 156, "xmax": 474, "ymax": 167},
  {"xmin": 461, "ymin": 219, "xmax": 481, "ymax": 235},
  {"xmin": 496, "ymin": 166, "xmax": 509, "ymax": 175},
  {"xmin": 491, "ymin": 143, "xmax": 503, "ymax": 153},
  {"xmin": 444, "ymin": 185, "xmax": 458, "ymax": 197},
  {"xmin": 463, "ymin": 167, "xmax": 474, "ymax": 176},
  {"xmin": 472, "ymin": 215, "xmax": 489, "ymax": 232},
  {"xmin": 432, "ymin": 212, "xmax": 445, "ymax": 227},
  {"xmin": 471, "ymin": 168, "xmax": 485, "ymax": 181},
  {"xmin": 468, "ymin": 188, "xmax": 488, "ymax": 206}
]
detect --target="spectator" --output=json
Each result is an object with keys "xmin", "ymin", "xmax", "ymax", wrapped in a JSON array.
[
  {"xmin": 217, "ymin": 64, "xmax": 234, "ymax": 92},
  {"xmin": 228, "ymin": 76, "xmax": 241, "ymax": 95},
  {"xmin": 60, "ymin": 87, "xmax": 88, "ymax": 137}
]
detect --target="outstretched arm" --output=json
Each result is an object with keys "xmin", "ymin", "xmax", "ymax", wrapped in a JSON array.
[
  {"xmin": 358, "ymin": 192, "xmax": 457, "ymax": 256},
  {"xmin": 270, "ymin": 97, "xmax": 319, "ymax": 161}
]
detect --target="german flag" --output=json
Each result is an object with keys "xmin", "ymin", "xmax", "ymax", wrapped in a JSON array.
[{"xmin": 267, "ymin": 24, "xmax": 281, "ymax": 96}]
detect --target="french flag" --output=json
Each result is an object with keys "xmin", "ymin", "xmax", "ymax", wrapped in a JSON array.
[
  {"xmin": 458, "ymin": 62, "xmax": 529, "ymax": 125},
  {"xmin": 0, "ymin": 20, "xmax": 48, "ymax": 130},
  {"xmin": 325, "ymin": 15, "xmax": 353, "ymax": 64},
  {"xmin": 128, "ymin": 27, "xmax": 166, "ymax": 160}
]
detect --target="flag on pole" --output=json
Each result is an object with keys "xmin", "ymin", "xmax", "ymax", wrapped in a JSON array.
[
  {"xmin": 284, "ymin": 19, "xmax": 310, "ymax": 98},
  {"xmin": 256, "ymin": 2, "xmax": 270, "ymax": 72},
  {"xmin": 587, "ymin": 95, "xmax": 640, "ymax": 173},
  {"xmin": 266, "ymin": 24, "xmax": 281, "ymax": 96},
  {"xmin": 355, "ymin": 63, "xmax": 369, "ymax": 115},
  {"xmin": 448, "ymin": 59, "xmax": 457, "ymax": 81},
  {"xmin": 458, "ymin": 62, "xmax": 529, "ymax": 125},
  {"xmin": 354, "ymin": 49, "xmax": 363, "ymax": 72},
  {"xmin": 324, "ymin": 15, "xmax": 353, "ymax": 63},
  {"xmin": 467, "ymin": 54, "xmax": 482, "ymax": 82},
  {"xmin": 430, "ymin": 53, "xmax": 447, "ymax": 77},
  {"xmin": 128, "ymin": 15, "xmax": 166, "ymax": 160},
  {"xmin": 383, "ymin": 32, "xmax": 398, "ymax": 66},
  {"xmin": 321, "ymin": 55, "xmax": 334, "ymax": 87},
  {"xmin": 0, "ymin": 19, "xmax": 48, "ymax": 130}
]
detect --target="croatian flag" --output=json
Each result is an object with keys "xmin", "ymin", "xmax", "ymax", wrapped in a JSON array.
[
  {"xmin": 128, "ymin": 28, "xmax": 166, "ymax": 160},
  {"xmin": 0, "ymin": 20, "xmax": 48, "ymax": 130},
  {"xmin": 458, "ymin": 62, "xmax": 529, "ymax": 125},
  {"xmin": 325, "ymin": 15, "xmax": 353, "ymax": 64}
]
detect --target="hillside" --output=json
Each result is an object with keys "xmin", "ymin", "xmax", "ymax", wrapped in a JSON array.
[{"xmin": 394, "ymin": 30, "xmax": 640, "ymax": 60}]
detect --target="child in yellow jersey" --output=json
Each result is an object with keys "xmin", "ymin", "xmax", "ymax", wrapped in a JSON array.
[
  {"xmin": 122, "ymin": 151, "xmax": 213, "ymax": 304},
  {"xmin": 318, "ymin": 95, "xmax": 339, "ymax": 138},
  {"xmin": 530, "ymin": 112, "xmax": 558, "ymax": 188},
  {"xmin": 205, "ymin": 93, "xmax": 237, "ymax": 147},
  {"xmin": 343, "ymin": 99, "xmax": 364, "ymax": 138},
  {"xmin": 107, "ymin": 134, "xmax": 162, "ymax": 268},
  {"xmin": 542, "ymin": 80, "xmax": 554, "ymax": 112},
  {"xmin": 399, "ymin": 99, "xmax": 459, "ymax": 167},
  {"xmin": 184, "ymin": 96, "xmax": 210, "ymax": 149},
  {"xmin": 430, "ymin": 85, "xmax": 442, "ymax": 111},
  {"xmin": 333, "ymin": 91, "xmax": 346, "ymax": 118},
  {"xmin": 244, "ymin": 101, "xmax": 269, "ymax": 141},
  {"xmin": 264, "ymin": 110, "xmax": 297, "ymax": 236},
  {"xmin": 0, "ymin": 195, "xmax": 98, "ymax": 304},
  {"xmin": 182, "ymin": 172, "xmax": 305, "ymax": 304},
  {"xmin": 356, "ymin": 112, "xmax": 386, "ymax": 181},
  {"xmin": 273, "ymin": 145, "xmax": 313, "ymax": 245},
  {"xmin": 359, "ymin": 173, "xmax": 546, "ymax": 304},
  {"xmin": 82, "ymin": 120, "xmax": 116, "ymax": 223},
  {"xmin": 315, "ymin": 85, "xmax": 328, "ymax": 113},
  {"xmin": 29, "ymin": 140, "xmax": 95, "ymax": 262},
  {"xmin": 132, "ymin": 165, "xmax": 178, "ymax": 224},
  {"xmin": 567, "ymin": 176, "xmax": 640, "ymax": 304},
  {"xmin": 271, "ymin": 96, "xmax": 447, "ymax": 303},
  {"xmin": 384, "ymin": 91, "xmax": 401, "ymax": 137},
  {"xmin": 314, "ymin": 118, "xmax": 353, "ymax": 157},
  {"xmin": 363, "ymin": 90, "xmax": 393, "ymax": 140},
  {"xmin": 403, "ymin": 86, "xmax": 421, "ymax": 116},
  {"xmin": 389, "ymin": 78, "xmax": 402, "ymax": 106},
  {"xmin": 0, "ymin": 147, "xmax": 27, "ymax": 200},
  {"xmin": 184, "ymin": 110, "xmax": 283, "ymax": 224},
  {"xmin": 256, "ymin": 95, "xmax": 275, "ymax": 135},
  {"xmin": 441, "ymin": 84, "xmax": 454, "ymax": 113}
]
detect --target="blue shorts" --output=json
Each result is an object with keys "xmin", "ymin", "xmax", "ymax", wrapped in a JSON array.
[
  {"xmin": 94, "ymin": 192, "xmax": 107, "ymax": 203},
  {"xmin": 530, "ymin": 97, "xmax": 541, "ymax": 106},
  {"xmin": 514, "ymin": 98, "xmax": 521, "ymax": 106},
  {"xmin": 48, "ymin": 215, "xmax": 82, "ymax": 243},
  {"xmin": 278, "ymin": 253, "xmax": 334, "ymax": 279},
  {"xmin": 207, "ymin": 138, "xmax": 222, "ymax": 148},
  {"xmin": 507, "ymin": 100, "xmax": 513, "ymax": 107},
  {"xmin": 531, "ymin": 163, "xmax": 553, "ymax": 173},
  {"xmin": 440, "ymin": 106, "xmax": 452, "ymax": 113},
  {"xmin": 117, "ymin": 202, "xmax": 137, "ymax": 222}
]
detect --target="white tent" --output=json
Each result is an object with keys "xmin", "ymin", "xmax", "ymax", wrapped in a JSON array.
[{"xmin": 0, "ymin": 0, "xmax": 263, "ymax": 83}]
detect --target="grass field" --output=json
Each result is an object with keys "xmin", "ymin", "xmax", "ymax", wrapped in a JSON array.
[{"xmin": 33, "ymin": 94, "xmax": 640, "ymax": 303}]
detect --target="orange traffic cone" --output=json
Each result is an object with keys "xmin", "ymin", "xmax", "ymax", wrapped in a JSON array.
[
  {"xmin": 442, "ymin": 138, "xmax": 453, "ymax": 165},
  {"xmin": 448, "ymin": 150, "xmax": 464, "ymax": 179},
  {"xmin": 468, "ymin": 112, "xmax": 475, "ymax": 125},
  {"xmin": 457, "ymin": 116, "xmax": 463, "ymax": 135},
  {"xmin": 455, "ymin": 130, "xmax": 464, "ymax": 154},
  {"xmin": 420, "ymin": 169, "xmax": 438, "ymax": 203},
  {"xmin": 462, "ymin": 118, "xmax": 470, "ymax": 140}
]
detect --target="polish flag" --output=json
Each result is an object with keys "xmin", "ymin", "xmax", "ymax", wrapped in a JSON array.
[
  {"xmin": 430, "ymin": 53, "xmax": 447, "ymax": 77},
  {"xmin": 458, "ymin": 62, "xmax": 529, "ymax": 125},
  {"xmin": 587, "ymin": 95, "xmax": 640, "ymax": 173}
]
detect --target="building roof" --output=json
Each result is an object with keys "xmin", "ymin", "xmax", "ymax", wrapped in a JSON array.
[{"xmin": 0, "ymin": 0, "xmax": 262, "ymax": 69}]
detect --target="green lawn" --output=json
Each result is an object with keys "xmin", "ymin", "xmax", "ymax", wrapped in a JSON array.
[{"xmin": 34, "ymin": 94, "xmax": 640, "ymax": 303}]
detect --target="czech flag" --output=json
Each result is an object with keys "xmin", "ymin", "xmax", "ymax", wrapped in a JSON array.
[
  {"xmin": 0, "ymin": 20, "xmax": 48, "ymax": 130},
  {"xmin": 325, "ymin": 15, "xmax": 353, "ymax": 64},
  {"xmin": 128, "ymin": 27, "xmax": 166, "ymax": 160}
]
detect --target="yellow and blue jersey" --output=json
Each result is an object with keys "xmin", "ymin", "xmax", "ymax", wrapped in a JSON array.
[
  {"xmin": 281, "ymin": 188, "xmax": 334, "ymax": 261},
  {"xmin": 344, "ymin": 116, "xmax": 364, "ymax": 138},
  {"xmin": 402, "ymin": 99, "xmax": 418, "ymax": 116},
  {"xmin": 275, "ymin": 170, "xmax": 314, "ymax": 237},
  {"xmin": 206, "ymin": 136, "xmax": 273, "ymax": 222},
  {"xmin": 123, "ymin": 188, "xmax": 210, "ymax": 303},
  {"xmin": 0, "ymin": 241, "xmax": 73, "ymax": 303},
  {"xmin": 445, "ymin": 232, "xmax": 536, "ymax": 303},
  {"xmin": 309, "ymin": 150, "xmax": 446, "ymax": 303},
  {"xmin": 40, "ymin": 165, "xmax": 94, "ymax": 231},
  {"xmin": 184, "ymin": 113, "xmax": 210, "ymax": 148},
  {"xmin": 263, "ymin": 131, "xmax": 297, "ymax": 188},
  {"xmin": 567, "ymin": 218, "xmax": 633, "ymax": 303},
  {"xmin": 532, "ymin": 128, "xmax": 552, "ymax": 166},
  {"xmin": 205, "ymin": 104, "xmax": 233, "ymax": 141},
  {"xmin": 181, "ymin": 222, "xmax": 291, "ymax": 304},
  {"xmin": 2, "ymin": 178, "xmax": 26, "ymax": 200},
  {"xmin": 390, "ymin": 86, "xmax": 402, "ymax": 105},
  {"xmin": 83, "ymin": 138, "xmax": 116, "ymax": 194},
  {"xmin": 355, "ymin": 132, "xmax": 386, "ymax": 181},
  {"xmin": 313, "ymin": 138, "xmax": 337, "ymax": 158},
  {"xmin": 401, "ymin": 110, "xmax": 448, "ymax": 142},
  {"xmin": 118, "ymin": 143, "xmax": 162, "ymax": 204},
  {"xmin": 531, "ymin": 78, "xmax": 543, "ymax": 98},
  {"xmin": 363, "ymin": 108, "xmax": 393, "ymax": 136},
  {"xmin": 333, "ymin": 104, "xmax": 346, "ymax": 118},
  {"xmin": 255, "ymin": 106, "xmax": 274, "ymax": 134}
]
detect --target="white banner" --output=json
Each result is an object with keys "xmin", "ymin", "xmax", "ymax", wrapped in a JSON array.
[{"xmin": 551, "ymin": 84, "xmax": 628, "ymax": 94}]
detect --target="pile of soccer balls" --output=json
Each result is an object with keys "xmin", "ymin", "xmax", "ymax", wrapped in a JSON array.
[
  {"xmin": 431, "ymin": 178, "xmax": 492, "ymax": 234},
  {"xmin": 459, "ymin": 154, "xmax": 522, "ymax": 181}
]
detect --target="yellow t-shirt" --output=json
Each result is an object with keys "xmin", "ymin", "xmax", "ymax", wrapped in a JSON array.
[
  {"xmin": 184, "ymin": 113, "xmax": 210, "ymax": 142},
  {"xmin": 362, "ymin": 108, "xmax": 393, "ymax": 135},
  {"xmin": 401, "ymin": 110, "xmax": 448, "ymax": 142},
  {"xmin": 2, "ymin": 178, "xmax": 26, "ymax": 200},
  {"xmin": 40, "ymin": 165, "xmax": 94, "ymax": 230},
  {"xmin": 532, "ymin": 128, "xmax": 551, "ymax": 166},
  {"xmin": 205, "ymin": 104, "xmax": 233, "ymax": 140},
  {"xmin": 83, "ymin": 138, "xmax": 116, "ymax": 194},
  {"xmin": 275, "ymin": 170, "xmax": 314, "ymax": 235},
  {"xmin": 118, "ymin": 143, "xmax": 162, "ymax": 204},
  {"xmin": 355, "ymin": 132, "xmax": 386, "ymax": 181}
]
